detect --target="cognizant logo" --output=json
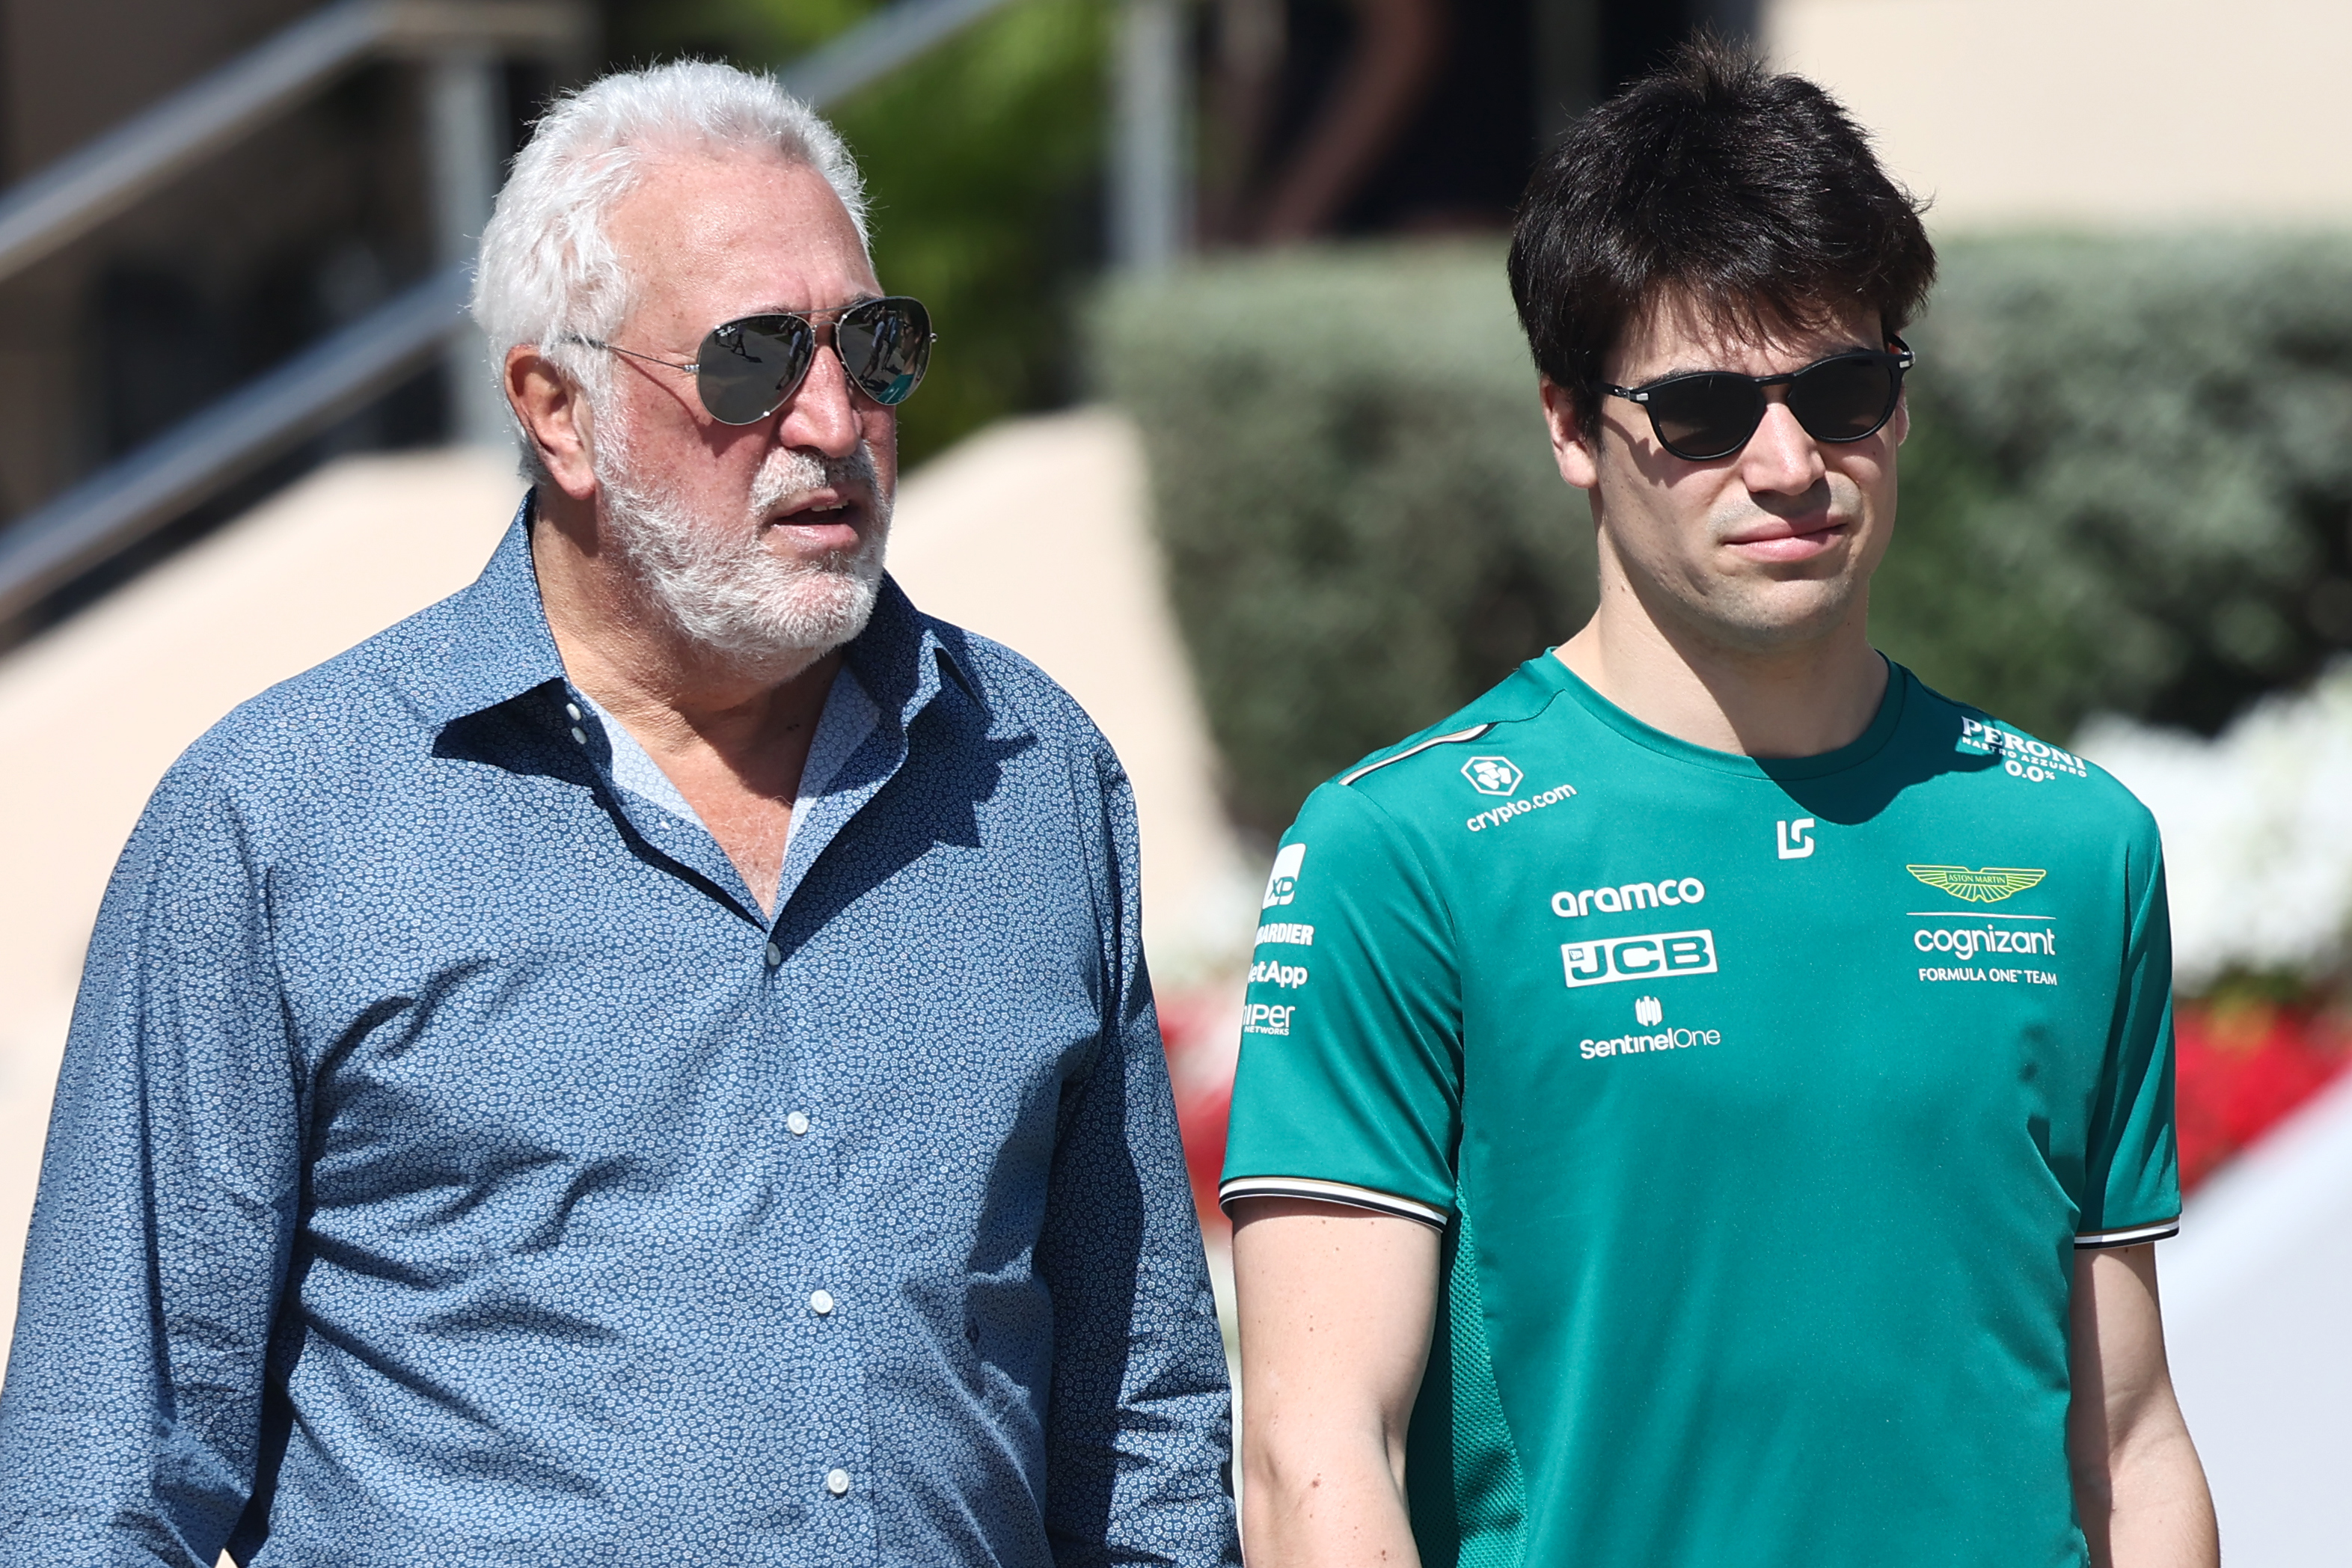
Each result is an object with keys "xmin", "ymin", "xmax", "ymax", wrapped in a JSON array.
[
  {"xmin": 1914, "ymin": 924, "xmax": 2057, "ymax": 959},
  {"xmin": 1552, "ymin": 877, "xmax": 1705, "ymax": 916}
]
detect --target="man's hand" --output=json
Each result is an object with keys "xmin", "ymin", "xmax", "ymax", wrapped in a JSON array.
[
  {"xmin": 2068, "ymin": 1244, "xmax": 2219, "ymax": 1567},
  {"xmin": 1231, "ymin": 1198, "xmax": 1442, "ymax": 1568}
]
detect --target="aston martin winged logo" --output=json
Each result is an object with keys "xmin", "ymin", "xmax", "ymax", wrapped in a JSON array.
[{"xmin": 1906, "ymin": 865, "xmax": 2047, "ymax": 903}]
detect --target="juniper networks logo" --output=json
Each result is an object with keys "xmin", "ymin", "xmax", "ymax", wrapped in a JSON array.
[{"xmin": 1461, "ymin": 756, "xmax": 1523, "ymax": 797}]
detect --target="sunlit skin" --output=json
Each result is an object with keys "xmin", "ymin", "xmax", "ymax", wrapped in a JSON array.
[
  {"xmin": 505, "ymin": 152, "xmax": 896, "ymax": 911},
  {"xmin": 1541, "ymin": 293, "xmax": 1901, "ymax": 759}
]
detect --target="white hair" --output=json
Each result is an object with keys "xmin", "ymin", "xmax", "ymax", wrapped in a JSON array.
[{"xmin": 471, "ymin": 61, "xmax": 869, "ymax": 476}]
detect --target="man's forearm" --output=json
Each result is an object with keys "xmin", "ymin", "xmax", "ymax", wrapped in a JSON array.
[
  {"xmin": 2089, "ymin": 1423, "xmax": 2217, "ymax": 1568},
  {"xmin": 1242, "ymin": 1427, "xmax": 1419, "ymax": 1568},
  {"xmin": 2068, "ymin": 1246, "xmax": 2217, "ymax": 1568}
]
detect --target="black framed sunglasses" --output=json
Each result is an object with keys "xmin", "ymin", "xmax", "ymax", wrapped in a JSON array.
[
  {"xmin": 1602, "ymin": 338, "xmax": 1914, "ymax": 462},
  {"xmin": 581, "ymin": 295, "xmax": 934, "ymax": 424}
]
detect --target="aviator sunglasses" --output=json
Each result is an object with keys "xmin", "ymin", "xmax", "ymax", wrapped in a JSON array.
[
  {"xmin": 1602, "ymin": 337, "xmax": 1913, "ymax": 462},
  {"xmin": 581, "ymin": 295, "xmax": 934, "ymax": 423}
]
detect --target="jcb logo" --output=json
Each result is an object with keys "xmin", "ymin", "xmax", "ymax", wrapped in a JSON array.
[{"xmin": 1561, "ymin": 928, "xmax": 1719, "ymax": 989}]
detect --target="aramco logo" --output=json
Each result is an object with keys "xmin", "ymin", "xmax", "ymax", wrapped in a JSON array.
[
  {"xmin": 1634, "ymin": 995, "xmax": 1663, "ymax": 1026},
  {"xmin": 1461, "ymin": 756, "xmax": 1524, "ymax": 797}
]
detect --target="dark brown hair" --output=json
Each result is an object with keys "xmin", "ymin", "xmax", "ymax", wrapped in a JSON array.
[{"xmin": 1507, "ymin": 37, "xmax": 1937, "ymax": 431}]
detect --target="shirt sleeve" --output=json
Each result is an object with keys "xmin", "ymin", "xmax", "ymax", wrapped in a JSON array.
[
  {"xmin": 1219, "ymin": 779, "xmax": 1463, "ymax": 1225},
  {"xmin": 0, "ymin": 758, "xmax": 302, "ymax": 1565},
  {"xmin": 2076, "ymin": 817, "xmax": 2181, "ymax": 1247},
  {"xmin": 1035, "ymin": 748, "xmax": 1239, "ymax": 1568}
]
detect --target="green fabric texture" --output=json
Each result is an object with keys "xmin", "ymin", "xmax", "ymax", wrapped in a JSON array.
[
  {"xmin": 1222, "ymin": 655, "xmax": 2181, "ymax": 1567},
  {"xmin": 1405, "ymin": 1197, "xmax": 1528, "ymax": 1568}
]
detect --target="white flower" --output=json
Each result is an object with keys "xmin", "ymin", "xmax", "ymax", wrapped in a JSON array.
[{"xmin": 2074, "ymin": 661, "xmax": 2352, "ymax": 992}]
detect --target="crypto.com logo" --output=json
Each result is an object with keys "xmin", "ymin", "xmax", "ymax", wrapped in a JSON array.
[{"xmin": 1461, "ymin": 756, "xmax": 1523, "ymax": 797}]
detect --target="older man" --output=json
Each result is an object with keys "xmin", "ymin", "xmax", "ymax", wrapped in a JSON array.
[{"xmin": 0, "ymin": 63, "xmax": 1235, "ymax": 1567}]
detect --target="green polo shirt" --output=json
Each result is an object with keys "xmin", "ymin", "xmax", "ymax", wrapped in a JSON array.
[{"xmin": 1221, "ymin": 654, "xmax": 2178, "ymax": 1568}]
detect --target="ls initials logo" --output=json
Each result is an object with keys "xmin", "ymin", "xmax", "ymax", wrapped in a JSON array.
[{"xmin": 1777, "ymin": 818, "xmax": 1816, "ymax": 860}]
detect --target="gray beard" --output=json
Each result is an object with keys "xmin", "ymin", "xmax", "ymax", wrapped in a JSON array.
[{"xmin": 593, "ymin": 427, "xmax": 890, "ymax": 683}]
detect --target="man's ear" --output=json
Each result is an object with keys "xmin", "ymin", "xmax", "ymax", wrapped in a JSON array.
[
  {"xmin": 506, "ymin": 345, "xmax": 599, "ymax": 501},
  {"xmin": 1539, "ymin": 377, "xmax": 1600, "ymax": 492}
]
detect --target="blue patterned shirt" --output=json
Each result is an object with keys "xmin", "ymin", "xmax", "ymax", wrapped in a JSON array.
[{"xmin": 0, "ymin": 506, "xmax": 1237, "ymax": 1568}]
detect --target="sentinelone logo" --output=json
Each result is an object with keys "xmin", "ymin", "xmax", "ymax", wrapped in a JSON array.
[{"xmin": 1581, "ymin": 993, "xmax": 1722, "ymax": 1059}]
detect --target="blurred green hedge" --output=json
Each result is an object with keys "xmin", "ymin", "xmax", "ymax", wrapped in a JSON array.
[
  {"xmin": 1095, "ymin": 236, "xmax": 2352, "ymax": 830},
  {"xmin": 1875, "ymin": 235, "xmax": 2352, "ymax": 739},
  {"xmin": 1091, "ymin": 244, "xmax": 1596, "ymax": 833}
]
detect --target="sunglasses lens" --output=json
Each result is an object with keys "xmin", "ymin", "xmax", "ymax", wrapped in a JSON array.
[
  {"xmin": 1644, "ymin": 374, "xmax": 1766, "ymax": 459},
  {"xmin": 836, "ymin": 298, "xmax": 932, "ymax": 406},
  {"xmin": 696, "ymin": 316, "xmax": 815, "ymax": 425},
  {"xmin": 1788, "ymin": 354, "xmax": 1899, "ymax": 442}
]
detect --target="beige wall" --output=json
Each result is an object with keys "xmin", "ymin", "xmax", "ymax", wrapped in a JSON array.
[{"xmin": 1765, "ymin": 0, "xmax": 2352, "ymax": 231}]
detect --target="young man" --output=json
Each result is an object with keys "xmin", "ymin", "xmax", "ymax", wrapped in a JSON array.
[{"xmin": 1221, "ymin": 42, "xmax": 2217, "ymax": 1568}]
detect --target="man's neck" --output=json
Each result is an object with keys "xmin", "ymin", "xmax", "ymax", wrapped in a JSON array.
[
  {"xmin": 529, "ymin": 496, "xmax": 840, "ymax": 914},
  {"xmin": 1555, "ymin": 577, "xmax": 1887, "ymax": 760}
]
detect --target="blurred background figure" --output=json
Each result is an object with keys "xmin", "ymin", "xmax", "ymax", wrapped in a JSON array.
[{"xmin": 0, "ymin": 1, "xmax": 2345, "ymax": 1564}]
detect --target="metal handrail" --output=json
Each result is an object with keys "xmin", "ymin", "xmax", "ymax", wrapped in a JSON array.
[
  {"xmin": 0, "ymin": 0, "xmax": 585, "ymax": 289},
  {"xmin": 0, "ymin": 0, "xmax": 1017, "ymax": 628},
  {"xmin": 780, "ymin": 0, "xmax": 1018, "ymax": 106},
  {"xmin": 0, "ymin": 269, "xmax": 471, "ymax": 622}
]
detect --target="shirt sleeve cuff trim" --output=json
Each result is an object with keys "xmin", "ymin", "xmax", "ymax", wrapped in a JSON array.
[
  {"xmin": 1216, "ymin": 1176, "xmax": 1450, "ymax": 1227},
  {"xmin": 2074, "ymin": 1218, "xmax": 2180, "ymax": 1248}
]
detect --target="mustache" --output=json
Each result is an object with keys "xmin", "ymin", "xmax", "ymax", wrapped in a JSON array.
[{"xmin": 751, "ymin": 443, "xmax": 882, "ymax": 518}]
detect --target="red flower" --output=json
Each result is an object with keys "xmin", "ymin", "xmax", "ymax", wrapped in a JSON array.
[{"xmin": 2174, "ymin": 999, "xmax": 2352, "ymax": 1192}]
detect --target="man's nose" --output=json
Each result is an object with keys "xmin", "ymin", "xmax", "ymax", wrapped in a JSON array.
[
  {"xmin": 776, "ymin": 336, "xmax": 863, "ymax": 457},
  {"xmin": 1739, "ymin": 396, "xmax": 1825, "ymax": 494}
]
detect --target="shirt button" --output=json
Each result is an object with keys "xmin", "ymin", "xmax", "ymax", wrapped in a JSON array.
[
  {"xmin": 810, "ymin": 1290, "xmax": 835, "ymax": 1316},
  {"xmin": 565, "ymin": 702, "xmax": 582, "ymax": 720},
  {"xmin": 825, "ymin": 1468, "xmax": 851, "ymax": 1496},
  {"xmin": 570, "ymin": 726, "xmax": 587, "ymax": 744},
  {"xmin": 765, "ymin": 943, "xmax": 783, "ymax": 967},
  {"xmin": 786, "ymin": 1111, "xmax": 810, "ymax": 1136}
]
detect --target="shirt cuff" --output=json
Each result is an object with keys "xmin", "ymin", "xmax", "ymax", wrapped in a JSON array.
[
  {"xmin": 1217, "ymin": 1175, "xmax": 1449, "ymax": 1228},
  {"xmin": 2074, "ymin": 1217, "xmax": 2179, "ymax": 1248}
]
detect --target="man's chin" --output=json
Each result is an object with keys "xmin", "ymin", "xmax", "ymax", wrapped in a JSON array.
[{"xmin": 1686, "ymin": 576, "xmax": 1864, "ymax": 652}]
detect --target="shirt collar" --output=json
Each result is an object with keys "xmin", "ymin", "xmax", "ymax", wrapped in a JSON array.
[
  {"xmin": 426, "ymin": 492, "xmax": 982, "ymax": 737},
  {"xmin": 422, "ymin": 494, "xmax": 571, "ymax": 726}
]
